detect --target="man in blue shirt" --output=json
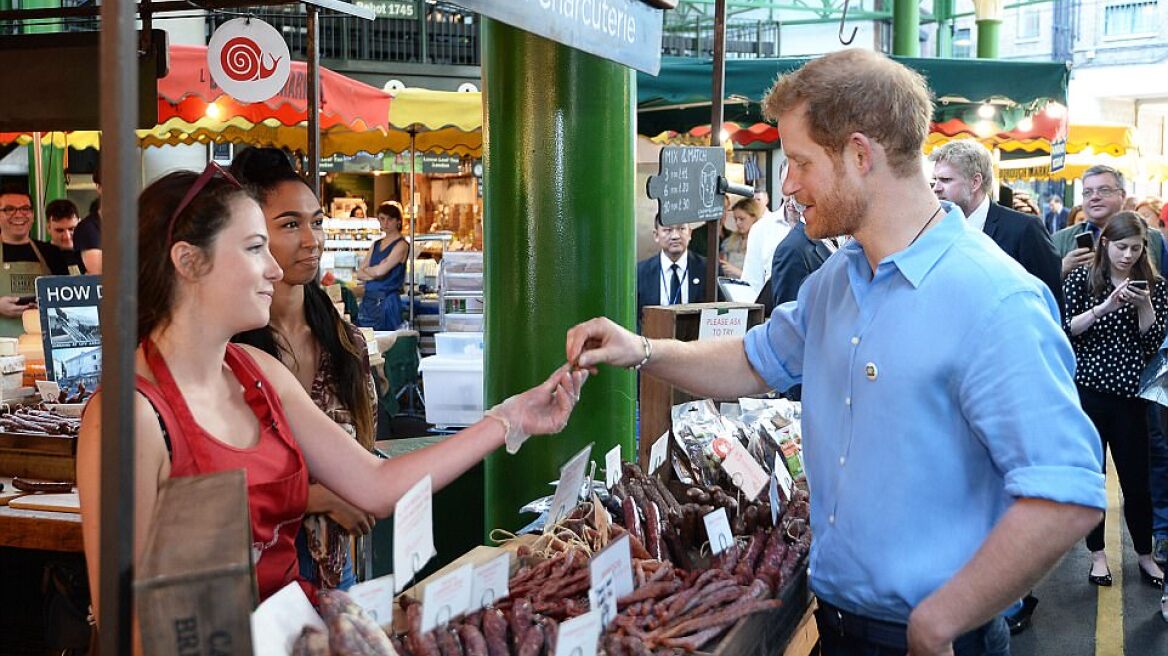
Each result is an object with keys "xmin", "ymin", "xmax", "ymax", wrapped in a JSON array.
[{"xmin": 565, "ymin": 50, "xmax": 1105, "ymax": 656}]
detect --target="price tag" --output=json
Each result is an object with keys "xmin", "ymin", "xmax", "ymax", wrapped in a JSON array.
[
  {"xmin": 769, "ymin": 468, "xmax": 780, "ymax": 528},
  {"xmin": 470, "ymin": 553, "xmax": 511, "ymax": 611},
  {"xmin": 718, "ymin": 438, "xmax": 769, "ymax": 500},
  {"xmin": 774, "ymin": 452, "xmax": 794, "ymax": 505},
  {"xmin": 555, "ymin": 609, "xmax": 602, "ymax": 656},
  {"xmin": 588, "ymin": 570, "xmax": 618, "ymax": 628},
  {"xmin": 605, "ymin": 444, "xmax": 623, "ymax": 490},
  {"xmin": 704, "ymin": 507, "xmax": 734, "ymax": 555},
  {"xmin": 421, "ymin": 563, "xmax": 475, "ymax": 633},
  {"xmin": 250, "ymin": 582, "xmax": 326, "ymax": 656},
  {"xmin": 394, "ymin": 475, "xmax": 436, "ymax": 592},
  {"xmin": 648, "ymin": 431, "xmax": 669, "ymax": 474},
  {"xmin": 547, "ymin": 444, "xmax": 593, "ymax": 529},
  {"xmin": 347, "ymin": 574, "xmax": 396, "ymax": 628},
  {"xmin": 589, "ymin": 533, "xmax": 634, "ymax": 605},
  {"xmin": 698, "ymin": 308, "xmax": 748, "ymax": 341}
]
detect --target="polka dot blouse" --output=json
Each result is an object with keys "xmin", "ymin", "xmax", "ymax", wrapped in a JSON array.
[{"xmin": 1063, "ymin": 265, "xmax": 1168, "ymax": 397}]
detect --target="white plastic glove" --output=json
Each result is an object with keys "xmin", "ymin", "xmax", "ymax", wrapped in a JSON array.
[{"xmin": 484, "ymin": 365, "xmax": 589, "ymax": 454}]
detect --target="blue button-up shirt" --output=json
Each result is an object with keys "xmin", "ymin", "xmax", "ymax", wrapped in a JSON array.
[{"xmin": 744, "ymin": 207, "xmax": 1105, "ymax": 623}]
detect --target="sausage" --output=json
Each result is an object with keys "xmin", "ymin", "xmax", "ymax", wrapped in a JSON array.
[
  {"xmin": 11, "ymin": 477, "xmax": 73, "ymax": 493},
  {"xmin": 291, "ymin": 626, "xmax": 329, "ymax": 656},
  {"xmin": 458, "ymin": 624, "xmax": 488, "ymax": 656},
  {"xmin": 643, "ymin": 501, "xmax": 664, "ymax": 562},
  {"xmin": 436, "ymin": 627, "xmax": 464, "ymax": 656},
  {"xmin": 481, "ymin": 609, "xmax": 509, "ymax": 656},
  {"xmin": 516, "ymin": 623, "xmax": 544, "ymax": 656}
]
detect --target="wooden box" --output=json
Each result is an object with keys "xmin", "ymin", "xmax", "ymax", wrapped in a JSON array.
[
  {"xmin": 135, "ymin": 469, "xmax": 255, "ymax": 655},
  {"xmin": 639, "ymin": 302, "xmax": 765, "ymax": 469},
  {"xmin": 0, "ymin": 431, "xmax": 76, "ymax": 482},
  {"xmin": 701, "ymin": 567, "xmax": 813, "ymax": 656}
]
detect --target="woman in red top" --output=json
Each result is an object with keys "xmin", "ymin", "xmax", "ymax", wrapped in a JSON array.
[{"xmin": 76, "ymin": 166, "xmax": 585, "ymax": 638}]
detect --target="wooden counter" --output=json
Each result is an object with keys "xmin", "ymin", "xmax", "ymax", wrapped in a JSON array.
[{"xmin": 0, "ymin": 503, "xmax": 82, "ymax": 552}]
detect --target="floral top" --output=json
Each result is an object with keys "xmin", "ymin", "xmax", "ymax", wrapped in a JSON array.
[
  {"xmin": 301, "ymin": 327, "xmax": 378, "ymax": 589},
  {"xmin": 1063, "ymin": 265, "xmax": 1168, "ymax": 397}
]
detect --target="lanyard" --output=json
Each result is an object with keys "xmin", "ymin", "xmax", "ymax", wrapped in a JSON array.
[{"xmin": 660, "ymin": 261, "xmax": 684, "ymax": 304}]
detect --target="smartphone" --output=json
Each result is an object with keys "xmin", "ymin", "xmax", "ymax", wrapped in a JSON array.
[
  {"xmin": 15, "ymin": 295, "xmax": 35, "ymax": 305},
  {"xmin": 1075, "ymin": 232, "xmax": 1095, "ymax": 250},
  {"xmin": 1130, "ymin": 280, "xmax": 1149, "ymax": 290}
]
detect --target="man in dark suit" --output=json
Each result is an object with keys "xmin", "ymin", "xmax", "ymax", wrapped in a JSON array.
[
  {"xmin": 636, "ymin": 217, "xmax": 708, "ymax": 330},
  {"xmin": 1043, "ymin": 195, "xmax": 1069, "ymax": 234},
  {"xmin": 770, "ymin": 208, "xmax": 835, "ymax": 307},
  {"xmin": 929, "ymin": 140, "xmax": 1063, "ymax": 310}
]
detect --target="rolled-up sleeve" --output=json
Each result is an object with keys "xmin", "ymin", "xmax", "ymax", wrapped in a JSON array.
[
  {"xmin": 959, "ymin": 289, "xmax": 1106, "ymax": 510},
  {"xmin": 744, "ymin": 298, "xmax": 807, "ymax": 393}
]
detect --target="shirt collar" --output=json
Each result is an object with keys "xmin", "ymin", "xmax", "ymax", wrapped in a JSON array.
[
  {"xmin": 966, "ymin": 195, "xmax": 991, "ymax": 232},
  {"xmin": 660, "ymin": 250, "xmax": 688, "ymax": 274},
  {"xmin": 842, "ymin": 204, "xmax": 967, "ymax": 289}
]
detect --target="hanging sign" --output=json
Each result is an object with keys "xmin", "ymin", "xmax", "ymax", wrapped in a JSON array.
[
  {"xmin": 208, "ymin": 18, "xmax": 292, "ymax": 103},
  {"xmin": 354, "ymin": 0, "xmax": 417, "ymax": 19},
  {"xmin": 1050, "ymin": 137, "xmax": 1067, "ymax": 174},
  {"xmin": 647, "ymin": 146, "xmax": 752, "ymax": 226},
  {"xmin": 453, "ymin": 0, "xmax": 663, "ymax": 75}
]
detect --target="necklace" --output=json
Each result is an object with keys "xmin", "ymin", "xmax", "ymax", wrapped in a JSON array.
[{"xmin": 907, "ymin": 205, "xmax": 944, "ymax": 248}]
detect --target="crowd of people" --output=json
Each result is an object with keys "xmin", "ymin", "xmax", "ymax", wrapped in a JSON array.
[{"xmin": 624, "ymin": 49, "xmax": 1168, "ymax": 654}]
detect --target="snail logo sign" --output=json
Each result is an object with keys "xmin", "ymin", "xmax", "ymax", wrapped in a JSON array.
[
  {"xmin": 207, "ymin": 18, "xmax": 292, "ymax": 103},
  {"xmin": 454, "ymin": 0, "xmax": 663, "ymax": 74}
]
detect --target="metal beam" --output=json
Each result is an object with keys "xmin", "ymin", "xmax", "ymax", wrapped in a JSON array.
[
  {"xmin": 97, "ymin": 0, "xmax": 138, "ymax": 650},
  {"xmin": 707, "ymin": 0, "xmax": 727, "ymax": 301},
  {"xmin": 306, "ymin": 5, "xmax": 321, "ymax": 194},
  {"xmin": 0, "ymin": 0, "xmax": 375, "ymax": 21}
]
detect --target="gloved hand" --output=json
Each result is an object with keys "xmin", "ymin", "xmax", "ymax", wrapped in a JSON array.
[{"xmin": 485, "ymin": 365, "xmax": 589, "ymax": 454}]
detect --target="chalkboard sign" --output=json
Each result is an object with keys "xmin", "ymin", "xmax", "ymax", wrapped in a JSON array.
[{"xmin": 646, "ymin": 146, "xmax": 727, "ymax": 226}]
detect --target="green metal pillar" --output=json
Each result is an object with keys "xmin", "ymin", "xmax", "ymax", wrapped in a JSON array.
[
  {"xmin": 892, "ymin": 0, "xmax": 920, "ymax": 56},
  {"xmin": 976, "ymin": 19, "xmax": 1001, "ymax": 58},
  {"xmin": 481, "ymin": 19, "xmax": 637, "ymax": 535},
  {"xmin": 934, "ymin": 0, "xmax": 954, "ymax": 57}
]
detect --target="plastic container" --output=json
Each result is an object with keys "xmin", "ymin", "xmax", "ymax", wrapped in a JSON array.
[
  {"xmin": 442, "ymin": 251, "xmax": 484, "ymax": 274},
  {"xmin": 443, "ymin": 313, "xmax": 485, "ymax": 333},
  {"xmin": 418, "ymin": 354, "xmax": 484, "ymax": 427},
  {"xmin": 435, "ymin": 332, "xmax": 483, "ymax": 358},
  {"xmin": 442, "ymin": 271, "xmax": 484, "ymax": 292},
  {"xmin": 0, "ymin": 354, "xmax": 26, "ymax": 391}
]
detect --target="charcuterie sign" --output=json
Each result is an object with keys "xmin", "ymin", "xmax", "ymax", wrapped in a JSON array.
[{"xmin": 208, "ymin": 18, "xmax": 292, "ymax": 103}]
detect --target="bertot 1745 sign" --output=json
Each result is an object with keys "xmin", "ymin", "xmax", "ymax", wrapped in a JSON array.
[{"xmin": 454, "ymin": 0, "xmax": 664, "ymax": 75}]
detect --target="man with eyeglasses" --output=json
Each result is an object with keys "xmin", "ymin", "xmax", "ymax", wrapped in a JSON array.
[
  {"xmin": 0, "ymin": 185, "xmax": 73, "ymax": 337},
  {"xmin": 1053, "ymin": 165, "xmax": 1166, "ymax": 277},
  {"xmin": 635, "ymin": 216, "xmax": 709, "ymax": 330}
]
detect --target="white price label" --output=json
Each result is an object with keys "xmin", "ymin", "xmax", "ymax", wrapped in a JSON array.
[
  {"xmin": 605, "ymin": 445, "xmax": 623, "ymax": 490},
  {"xmin": 555, "ymin": 609, "xmax": 602, "ymax": 656},
  {"xmin": 547, "ymin": 444, "xmax": 593, "ymax": 529},
  {"xmin": 717, "ymin": 437, "xmax": 769, "ymax": 500},
  {"xmin": 704, "ymin": 507, "xmax": 734, "ymax": 555},
  {"xmin": 394, "ymin": 475, "xmax": 436, "ymax": 592},
  {"xmin": 648, "ymin": 431, "xmax": 669, "ymax": 474},
  {"xmin": 470, "ymin": 553, "xmax": 511, "ymax": 611},
  {"xmin": 589, "ymin": 533, "xmax": 634, "ymax": 606},
  {"xmin": 250, "ymin": 582, "xmax": 326, "ymax": 656},
  {"xmin": 421, "ymin": 564, "xmax": 475, "ymax": 633},
  {"xmin": 588, "ymin": 571, "xmax": 618, "ymax": 629},
  {"xmin": 347, "ymin": 574, "xmax": 396, "ymax": 627},
  {"xmin": 774, "ymin": 452, "xmax": 794, "ymax": 504}
]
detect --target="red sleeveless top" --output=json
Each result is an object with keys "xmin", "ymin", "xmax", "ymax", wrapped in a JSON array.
[{"xmin": 135, "ymin": 338, "xmax": 311, "ymax": 601}]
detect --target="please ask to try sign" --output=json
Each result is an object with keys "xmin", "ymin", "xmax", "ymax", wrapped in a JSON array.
[{"xmin": 455, "ymin": 0, "xmax": 663, "ymax": 75}]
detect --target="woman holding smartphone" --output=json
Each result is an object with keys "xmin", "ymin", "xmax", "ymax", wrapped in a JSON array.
[{"xmin": 1064, "ymin": 211, "xmax": 1168, "ymax": 589}]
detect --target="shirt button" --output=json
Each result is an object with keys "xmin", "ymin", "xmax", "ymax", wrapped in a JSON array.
[
  {"xmin": 829, "ymin": 514, "xmax": 836, "ymax": 524},
  {"xmin": 845, "ymin": 397, "xmax": 851, "ymax": 406},
  {"xmin": 851, "ymin": 336, "xmax": 860, "ymax": 345},
  {"xmin": 839, "ymin": 456, "xmax": 846, "ymax": 466}
]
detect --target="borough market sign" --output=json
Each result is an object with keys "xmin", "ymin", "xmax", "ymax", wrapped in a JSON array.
[{"xmin": 455, "ymin": 0, "xmax": 664, "ymax": 75}]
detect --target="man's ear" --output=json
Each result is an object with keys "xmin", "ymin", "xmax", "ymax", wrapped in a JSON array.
[{"xmin": 846, "ymin": 132, "xmax": 876, "ymax": 175}]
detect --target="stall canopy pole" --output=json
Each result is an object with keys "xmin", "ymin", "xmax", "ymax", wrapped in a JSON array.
[
  {"xmin": 706, "ymin": 0, "xmax": 727, "ymax": 301},
  {"xmin": 97, "ymin": 0, "xmax": 140, "ymax": 651},
  {"xmin": 31, "ymin": 131, "xmax": 45, "ymax": 238},
  {"xmin": 306, "ymin": 5, "xmax": 321, "ymax": 194},
  {"xmin": 408, "ymin": 129, "xmax": 416, "ymax": 329}
]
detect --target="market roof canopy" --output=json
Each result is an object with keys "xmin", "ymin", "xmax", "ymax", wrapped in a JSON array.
[
  {"xmin": 928, "ymin": 120, "xmax": 1133, "ymax": 157},
  {"xmin": 383, "ymin": 88, "xmax": 483, "ymax": 156},
  {"xmin": 637, "ymin": 55, "xmax": 1070, "ymax": 136}
]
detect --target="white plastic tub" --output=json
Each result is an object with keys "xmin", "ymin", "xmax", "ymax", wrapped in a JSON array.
[
  {"xmin": 435, "ymin": 332, "xmax": 483, "ymax": 358},
  {"xmin": 419, "ymin": 354, "xmax": 484, "ymax": 428},
  {"xmin": 443, "ymin": 313, "xmax": 485, "ymax": 333}
]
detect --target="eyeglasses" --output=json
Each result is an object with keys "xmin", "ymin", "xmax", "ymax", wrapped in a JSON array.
[
  {"xmin": 1081, "ymin": 187, "xmax": 1121, "ymax": 199},
  {"xmin": 167, "ymin": 161, "xmax": 243, "ymax": 245},
  {"xmin": 0, "ymin": 205, "xmax": 33, "ymax": 217}
]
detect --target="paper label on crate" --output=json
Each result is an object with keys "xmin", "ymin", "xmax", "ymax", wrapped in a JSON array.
[
  {"xmin": 774, "ymin": 452, "xmax": 794, "ymax": 505},
  {"xmin": 605, "ymin": 444, "xmax": 623, "ymax": 490},
  {"xmin": 394, "ymin": 475, "xmax": 436, "ymax": 592},
  {"xmin": 648, "ymin": 431, "xmax": 669, "ymax": 474},
  {"xmin": 698, "ymin": 308, "xmax": 748, "ymax": 341},
  {"xmin": 718, "ymin": 438, "xmax": 768, "ymax": 500},
  {"xmin": 589, "ymin": 533, "xmax": 634, "ymax": 602},
  {"xmin": 556, "ymin": 609, "xmax": 602, "ymax": 656},
  {"xmin": 547, "ymin": 444, "xmax": 593, "ymax": 529},
  {"xmin": 251, "ymin": 581, "xmax": 326, "ymax": 656},
  {"xmin": 704, "ymin": 507, "xmax": 734, "ymax": 555},
  {"xmin": 421, "ymin": 563, "xmax": 475, "ymax": 632},
  {"xmin": 588, "ymin": 570, "xmax": 619, "ymax": 629},
  {"xmin": 35, "ymin": 379, "xmax": 60, "ymax": 403},
  {"xmin": 470, "ymin": 553, "xmax": 511, "ymax": 611},
  {"xmin": 348, "ymin": 574, "xmax": 396, "ymax": 627}
]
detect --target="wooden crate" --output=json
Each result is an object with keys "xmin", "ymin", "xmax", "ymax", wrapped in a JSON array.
[
  {"xmin": 0, "ymin": 431, "xmax": 75, "ymax": 482},
  {"xmin": 639, "ymin": 302, "xmax": 765, "ymax": 470},
  {"xmin": 701, "ymin": 567, "xmax": 812, "ymax": 656},
  {"xmin": 135, "ymin": 469, "xmax": 255, "ymax": 655}
]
